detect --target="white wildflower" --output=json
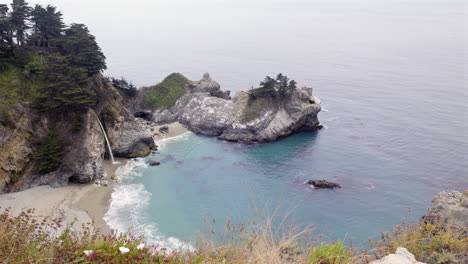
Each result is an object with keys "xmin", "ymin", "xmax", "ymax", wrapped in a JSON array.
[
  {"xmin": 83, "ymin": 250, "xmax": 94, "ymax": 257},
  {"xmin": 137, "ymin": 243, "xmax": 145, "ymax": 250},
  {"xmin": 119, "ymin": 246, "xmax": 130, "ymax": 254}
]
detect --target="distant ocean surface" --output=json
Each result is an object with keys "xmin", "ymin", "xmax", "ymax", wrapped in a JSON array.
[{"xmin": 96, "ymin": 0, "xmax": 468, "ymax": 249}]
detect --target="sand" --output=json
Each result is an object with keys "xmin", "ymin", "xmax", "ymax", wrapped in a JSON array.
[
  {"xmin": 0, "ymin": 122, "xmax": 188, "ymax": 235},
  {"xmin": 150, "ymin": 122, "xmax": 188, "ymax": 141}
]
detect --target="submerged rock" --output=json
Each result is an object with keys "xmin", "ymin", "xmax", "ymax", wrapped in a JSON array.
[
  {"xmin": 148, "ymin": 160, "xmax": 161, "ymax": 166},
  {"xmin": 423, "ymin": 190, "xmax": 468, "ymax": 235},
  {"xmin": 370, "ymin": 247, "xmax": 426, "ymax": 264},
  {"xmin": 304, "ymin": 179, "xmax": 341, "ymax": 189}
]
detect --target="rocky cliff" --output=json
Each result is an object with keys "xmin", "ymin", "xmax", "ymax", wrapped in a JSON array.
[
  {"xmin": 147, "ymin": 73, "xmax": 322, "ymax": 142},
  {"xmin": 0, "ymin": 74, "xmax": 155, "ymax": 194}
]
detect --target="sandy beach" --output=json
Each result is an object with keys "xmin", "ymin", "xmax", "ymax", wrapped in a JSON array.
[{"xmin": 0, "ymin": 122, "xmax": 188, "ymax": 235}]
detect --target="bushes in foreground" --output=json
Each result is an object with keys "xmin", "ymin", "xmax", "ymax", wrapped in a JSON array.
[{"xmin": 0, "ymin": 207, "xmax": 466, "ymax": 264}]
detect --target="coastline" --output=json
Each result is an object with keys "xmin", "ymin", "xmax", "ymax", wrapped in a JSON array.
[{"xmin": 0, "ymin": 122, "xmax": 188, "ymax": 235}]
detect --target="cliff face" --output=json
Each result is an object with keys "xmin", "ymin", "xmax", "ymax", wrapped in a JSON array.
[
  {"xmin": 0, "ymin": 74, "xmax": 155, "ymax": 193},
  {"xmin": 148, "ymin": 73, "xmax": 321, "ymax": 143}
]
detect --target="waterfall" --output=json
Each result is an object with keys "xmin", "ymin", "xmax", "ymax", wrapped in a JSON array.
[{"xmin": 93, "ymin": 112, "xmax": 116, "ymax": 164}]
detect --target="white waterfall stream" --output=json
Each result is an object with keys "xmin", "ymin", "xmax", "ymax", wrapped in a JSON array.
[{"xmin": 94, "ymin": 113, "xmax": 116, "ymax": 164}]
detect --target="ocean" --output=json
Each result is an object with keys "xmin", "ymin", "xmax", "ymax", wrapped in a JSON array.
[{"xmin": 88, "ymin": 0, "xmax": 468, "ymax": 250}]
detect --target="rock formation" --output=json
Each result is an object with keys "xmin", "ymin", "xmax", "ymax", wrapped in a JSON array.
[
  {"xmin": 148, "ymin": 73, "xmax": 321, "ymax": 143},
  {"xmin": 423, "ymin": 190, "xmax": 468, "ymax": 235},
  {"xmin": 370, "ymin": 247, "xmax": 426, "ymax": 264},
  {"xmin": 304, "ymin": 179, "xmax": 341, "ymax": 189}
]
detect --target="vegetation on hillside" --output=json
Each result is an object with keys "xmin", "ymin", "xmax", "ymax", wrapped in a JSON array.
[
  {"xmin": 0, "ymin": 0, "xmax": 106, "ymax": 114},
  {"xmin": 0, "ymin": 207, "xmax": 466, "ymax": 263},
  {"xmin": 33, "ymin": 132, "xmax": 64, "ymax": 174},
  {"xmin": 141, "ymin": 73, "xmax": 191, "ymax": 110},
  {"xmin": 109, "ymin": 77, "xmax": 138, "ymax": 97},
  {"xmin": 241, "ymin": 73, "xmax": 297, "ymax": 123},
  {"xmin": 0, "ymin": 1, "xmax": 135, "ymax": 178}
]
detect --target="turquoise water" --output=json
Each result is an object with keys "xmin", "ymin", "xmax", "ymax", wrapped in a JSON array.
[{"xmin": 100, "ymin": 0, "xmax": 468, "ymax": 250}]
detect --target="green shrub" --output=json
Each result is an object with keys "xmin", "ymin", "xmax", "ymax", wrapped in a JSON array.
[
  {"xmin": 248, "ymin": 86, "xmax": 278, "ymax": 100},
  {"xmin": 71, "ymin": 115, "xmax": 84, "ymax": 133},
  {"xmin": 309, "ymin": 240, "xmax": 351, "ymax": 264},
  {"xmin": 24, "ymin": 54, "xmax": 42, "ymax": 74},
  {"xmin": 100, "ymin": 104, "xmax": 118, "ymax": 125},
  {"xmin": 34, "ymin": 132, "xmax": 64, "ymax": 174},
  {"xmin": 368, "ymin": 220, "xmax": 468, "ymax": 264},
  {"xmin": 141, "ymin": 73, "xmax": 190, "ymax": 110},
  {"xmin": 241, "ymin": 96, "xmax": 278, "ymax": 123},
  {"xmin": 0, "ymin": 108, "xmax": 14, "ymax": 128}
]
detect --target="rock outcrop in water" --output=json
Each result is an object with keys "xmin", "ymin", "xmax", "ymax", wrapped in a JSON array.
[
  {"xmin": 423, "ymin": 190, "xmax": 468, "ymax": 235},
  {"xmin": 148, "ymin": 73, "xmax": 321, "ymax": 143},
  {"xmin": 304, "ymin": 179, "xmax": 341, "ymax": 189}
]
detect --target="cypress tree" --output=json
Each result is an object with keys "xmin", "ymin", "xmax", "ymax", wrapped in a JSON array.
[
  {"xmin": 30, "ymin": 4, "xmax": 64, "ymax": 48},
  {"xmin": 10, "ymin": 0, "xmax": 30, "ymax": 46},
  {"xmin": 33, "ymin": 54, "xmax": 97, "ymax": 113},
  {"xmin": 61, "ymin": 23, "xmax": 106, "ymax": 75},
  {"xmin": 0, "ymin": 4, "xmax": 13, "ymax": 58}
]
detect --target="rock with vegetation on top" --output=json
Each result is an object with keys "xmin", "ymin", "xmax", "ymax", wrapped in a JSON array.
[
  {"xmin": 370, "ymin": 247, "xmax": 426, "ymax": 264},
  {"xmin": 145, "ymin": 73, "xmax": 321, "ymax": 143},
  {"xmin": 423, "ymin": 190, "xmax": 468, "ymax": 235},
  {"xmin": 304, "ymin": 179, "xmax": 341, "ymax": 189}
]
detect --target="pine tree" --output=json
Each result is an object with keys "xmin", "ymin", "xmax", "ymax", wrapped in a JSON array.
[
  {"xmin": 0, "ymin": 4, "xmax": 13, "ymax": 58},
  {"xmin": 33, "ymin": 54, "xmax": 97, "ymax": 112},
  {"xmin": 30, "ymin": 4, "xmax": 64, "ymax": 47},
  {"xmin": 10, "ymin": 0, "xmax": 30, "ymax": 46},
  {"xmin": 61, "ymin": 23, "xmax": 106, "ymax": 75}
]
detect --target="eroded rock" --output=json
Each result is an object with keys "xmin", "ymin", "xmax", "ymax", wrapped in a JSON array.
[{"xmin": 150, "ymin": 73, "xmax": 321, "ymax": 143}]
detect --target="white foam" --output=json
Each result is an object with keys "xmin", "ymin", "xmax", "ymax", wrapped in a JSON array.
[
  {"xmin": 104, "ymin": 183, "xmax": 195, "ymax": 251},
  {"xmin": 104, "ymin": 135, "xmax": 195, "ymax": 251},
  {"xmin": 114, "ymin": 158, "xmax": 148, "ymax": 181},
  {"xmin": 155, "ymin": 131, "xmax": 192, "ymax": 151},
  {"xmin": 321, "ymin": 108, "xmax": 328, "ymax": 113}
]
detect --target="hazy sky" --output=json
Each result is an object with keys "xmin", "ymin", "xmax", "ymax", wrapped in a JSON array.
[{"xmin": 24, "ymin": 0, "xmax": 468, "ymax": 88}]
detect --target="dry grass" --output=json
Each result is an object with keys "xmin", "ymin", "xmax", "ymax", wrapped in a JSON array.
[
  {"xmin": 196, "ymin": 209, "xmax": 313, "ymax": 263},
  {"xmin": 0, "ymin": 206, "xmax": 465, "ymax": 264}
]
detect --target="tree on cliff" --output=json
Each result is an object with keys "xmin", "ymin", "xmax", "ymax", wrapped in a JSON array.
[
  {"xmin": 10, "ymin": 0, "xmax": 30, "ymax": 46},
  {"xmin": 257, "ymin": 73, "xmax": 297, "ymax": 97},
  {"xmin": 0, "ymin": 4, "xmax": 13, "ymax": 59},
  {"xmin": 60, "ymin": 24, "xmax": 107, "ymax": 75},
  {"xmin": 30, "ymin": 4, "xmax": 64, "ymax": 48},
  {"xmin": 32, "ymin": 54, "xmax": 97, "ymax": 113}
]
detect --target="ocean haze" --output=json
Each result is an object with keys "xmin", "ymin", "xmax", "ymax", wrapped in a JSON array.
[{"xmin": 27, "ymin": 0, "xmax": 468, "ymax": 248}]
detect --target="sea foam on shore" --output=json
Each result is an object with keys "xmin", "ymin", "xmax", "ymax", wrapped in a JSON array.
[{"xmin": 103, "ymin": 133, "xmax": 194, "ymax": 251}]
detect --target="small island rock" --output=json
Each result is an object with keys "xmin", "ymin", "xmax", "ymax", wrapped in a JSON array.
[
  {"xmin": 149, "ymin": 160, "xmax": 161, "ymax": 166},
  {"xmin": 304, "ymin": 179, "xmax": 341, "ymax": 189}
]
